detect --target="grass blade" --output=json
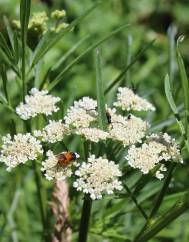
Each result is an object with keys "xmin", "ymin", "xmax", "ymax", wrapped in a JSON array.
[
  {"xmin": 105, "ymin": 39, "xmax": 155, "ymax": 94},
  {"xmin": 164, "ymin": 74, "xmax": 178, "ymax": 115},
  {"xmin": 165, "ymin": 74, "xmax": 189, "ymax": 152},
  {"xmin": 0, "ymin": 64, "xmax": 9, "ymax": 104},
  {"xmin": 20, "ymin": 0, "xmax": 31, "ymax": 99},
  {"xmin": 48, "ymin": 23, "xmax": 129, "ymax": 91},
  {"xmin": 31, "ymin": 3, "xmax": 100, "ymax": 68},
  {"xmin": 52, "ymin": 34, "xmax": 91, "ymax": 72},
  {"xmin": 95, "ymin": 49, "xmax": 108, "ymax": 130},
  {"xmin": 167, "ymin": 25, "xmax": 177, "ymax": 84},
  {"xmin": 134, "ymin": 190, "xmax": 189, "ymax": 242},
  {"xmin": 176, "ymin": 37, "xmax": 189, "ymax": 134}
]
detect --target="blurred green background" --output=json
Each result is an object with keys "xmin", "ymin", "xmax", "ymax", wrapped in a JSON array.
[{"xmin": 0, "ymin": 0, "xmax": 189, "ymax": 241}]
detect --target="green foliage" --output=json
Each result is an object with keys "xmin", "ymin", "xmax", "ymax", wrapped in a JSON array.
[{"xmin": 0, "ymin": 1, "xmax": 189, "ymax": 242}]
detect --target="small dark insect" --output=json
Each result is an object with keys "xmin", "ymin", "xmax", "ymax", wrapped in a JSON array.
[
  {"xmin": 56, "ymin": 152, "xmax": 77, "ymax": 167},
  {"xmin": 127, "ymin": 114, "xmax": 132, "ymax": 120},
  {"xmin": 106, "ymin": 111, "xmax": 112, "ymax": 124}
]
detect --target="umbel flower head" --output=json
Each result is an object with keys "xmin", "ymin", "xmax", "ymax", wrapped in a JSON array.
[
  {"xmin": 114, "ymin": 87, "xmax": 155, "ymax": 112},
  {"xmin": 42, "ymin": 150, "xmax": 80, "ymax": 180},
  {"xmin": 64, "ymin": 97, "xmax": 97, "ymax": 129},
  {"xmin": 51, "ymin": 10, "xmax": 66, "ymax": 20},
  {"xmin": 73, "ymin": 155, "xmax": 122, "ymax": 200},
  {"xmin": 28, "ymin": 12, "xmax": 48, "ymax": 34},
  {"xmin": 126, "ymin": 133, "xmax": 183, "ymax": 179},
  {"xmin": 107, "ymin": 108, "xmax": 148, "ymax": 146},
  {"xmin": 34, "ymin": 120, "xmax": 69, "ymax": 143},
  {"xmin": 75, "ymin": 127, "xmax": 109, "ymax": 143},
  {"xmin": 0, "ymin": 133, "xmax": 43, "ymax": 171},
  {"xmin": 16, "ymin": 88, "xmax": 60, "ymax": 120}
]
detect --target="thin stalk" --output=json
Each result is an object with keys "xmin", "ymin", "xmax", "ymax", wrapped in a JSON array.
[
  {"xmin": 25, "ymin": 122, "xmax": 47, "ymax": 240},
  {"xmin": 149, "ymin": 163, "xmax": 176, "ymax": 218},
  {"xmin": 21, "ymin": 40, "xmax": 26, "ymax": 101},
  {"xmin": 78, "ymin": 196, "xmax": 92, "ymax": 242},
  {"xmin": 123, "ymin": 183, "xmax": 148, "ymax": 220},
  {"xmin": 134, "ymin": 190, "xmax": 189, "ymax": 242},
  {"xmin": 134, "ymin": 163, "xmax": 176, "ymax": 241},
  {"xmin": 124, "ymin": 35, "xmax": 132, "ymax": 86},
  {"xmin": 32, "ymin": 161, "xmax": 47, "ymax": 240}
]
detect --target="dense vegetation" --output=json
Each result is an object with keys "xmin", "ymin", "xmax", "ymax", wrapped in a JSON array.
[{"xmin": 0, "ymin": 1, "xmax": 189, "ymax": 242}]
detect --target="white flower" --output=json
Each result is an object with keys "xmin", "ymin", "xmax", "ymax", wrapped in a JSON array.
[
  {"xmin": 114, "ymin": 87, "xmax": 155, "ymax": 111},
  {"xmin": 0, "ymin": 133, "xmax": 43, "ymax": 171},
  {"xmin": 73, "ymin": 97, "xmax": 97, "ymax": 116},
  {"xmin": 64, "ymin": 97, "xmax": 98, "ymax": 129},
  {"xmin": 16, "ymin": 88, "xmax": 60, "ymax": 120},
  {"xmin": 64, "ymin": 107, "xmax": 96, "ymax": 129},
  {"xmin": 108, "ymin": 111, "xmax": 148, "ymax": 146},
  {"xmin": 126, "ymin": 133, "xmax": 182, "ymax": 179},
  {"xmin": 75, "ymin": 127, "xmax": 109, "ymax": 143},
  {"xmin": 73, "ymin": 155, "xmax": 122, "ymax": 200},
  {"xmin": 42, "ymin": 150, "xmax": 79, "ymax": 181},
  {"xmin": 34, "ymin": 120, "xmax": 69, "ymax": 143}
]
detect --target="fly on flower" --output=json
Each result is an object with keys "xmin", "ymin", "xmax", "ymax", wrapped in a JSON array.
[{"xmin": 56, "ymin": 152, "xmax": 79, "ymax": 167}]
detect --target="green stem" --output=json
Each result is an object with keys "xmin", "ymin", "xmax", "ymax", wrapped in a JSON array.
[
  {"xmin": 149, "ymin": 163, "xmax": 176, "ymax": 218},
  {"xmin": 123, "ymin": 183, "xmax": 148, "ymax": 220},
  {"xmin": 134, "ymin": 191, "xmax": 189, "ymax": 242},
  {"xmin": 78, "ymin": 196, "xmax": 92, "ymax": 242},
  {"xmin": 21, "ymin": 38, "xmax": 26, "ymax": 101},
  {"xmin": 32, "ymin": 161, "xmax": 47, "ymax": 240},
  {"xmin": 134, "ymin": 163, "xmax": 176, "ymax": 241}
]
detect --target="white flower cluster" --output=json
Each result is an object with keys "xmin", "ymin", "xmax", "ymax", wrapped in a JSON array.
[
  {"xmin": 76, "ymin": 127, "xmax": 109, "ymax": 143},
  {"xmin": 64, "ymin": 97, "xmax": 97, "ymax": 129},
  {"xmin": 0, "ymin": 133, "xmax": 43, "ymax": 171},
  {"xmin": 73, "ymin": 155, "xmax": 122, "ymax": 200},
  {"xmin": 108, "ymin": 108, "xmax": 148, "ymax": 146},
  {"xmin": 41, "ymin": 150, "xmax": 79, "ymax": 180},
  {"xmin": 34, "ymin": 120, "xmax": 69, "ymax": 143},
  {"xmin": 114, "ymin": 87, "xmax": 155, "ymax": 112},
  {"xmin": 16, "ymin": 88, "xmax": 60, "ymax": 120},
  {"xmin": 126, "ymin": 133, "xmax": 182, "ymax": 179}
]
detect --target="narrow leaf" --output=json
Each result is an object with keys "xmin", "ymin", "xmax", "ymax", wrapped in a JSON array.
[
  {"xmin": 105, "ymin": 39, "xmax": 155, "ymax": 94},
  {"xmin": 48, "ymin": 23, "xmax": 129, "ymax": 91},
  {"xmin": 176, "ymin": 37, "xmax": 189, "ymax": 133},
  {"xmin": 31, "ymin": 2, "xmax": 100, "ymax": 67},
  {"xmin": 134, "ymin": 191, "xmax": 189, "ymax": 242},
  {"xmin": 95, "ymin": 49, "xmax": 108, "ymax": 130},
  {"xmin": 0, "ymin": 64, "xmax": 9, "ymax": 104},
  {"xmin": 164, "ymin": 74, "xmax": 178, "ymax": 114},
  {"xmin": 52, "ymin": 34, "xmax": 90, "ymax": 72}
]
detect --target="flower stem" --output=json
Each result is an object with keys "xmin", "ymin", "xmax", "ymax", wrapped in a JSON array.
[
  {"xmin": 123, "ymin": 183, "xmax": 148, "ymax": 220},
  {"xmin": 134, "ymin": 163, "xmax": 176, "ymax": 241},
  {"xmin": 78, "ymin": 196, "xmax": 92, "ymax": 242},
  {"xmin": 32, "ymin": 161, "xmax": 47, "ymax": 240},
  {"xmin": 149, "ymin": 163, "xmax": 176, "ymax": 218}
]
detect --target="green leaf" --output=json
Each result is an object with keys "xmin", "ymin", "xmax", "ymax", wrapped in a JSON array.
[
  {"xmin": 52, "ymin": 34, "xmax": 91, "ymax": 72},
  {"xmin": 48, "ymin": 23, "xmax": 129, "ymax": 91},
  {"xmin": 95, "ymin": 49, "xmax": 108, "ymax": 131},
  {"xmin": 167, "ymin": 25, "xmax": 177, "ymax": 84},
  {"xmin": 0, "ymin": 32, "xmax": 14, "ymax": 61},
  {"xmin": 20, "ymin": 0, "xmax": 31, "ymax": 99},
  {"xmin": 31, "ymin": 2, "xmax": 100, "ymax": 67},
  {"xmin": 105, "ymin": 39, "xmax": 155, "ymax": 94},
  {"xmin": 176, "ymin": 37, "xmax": 189, "ymax": 133},
  {"xmin": 134, "ymin": 190, "xmax": 189, "ymax": 242},
  {"xmin": 0, "ymin": 64, "xmax": 9, "ymax": 104},
  {"xmin": 164, "ymin": 74, "xmax": 178, "ymax": 114},
  {"xmin": 164, "ymin": 74, "xmax": 186, "ymax": 136},
  {"xmin": 20, "ymin": 0, "xmax": 31, "ymax": 41},
  {"xmin": 3, "ymin": 16, "xmax": 19, "ymax": 64}
]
